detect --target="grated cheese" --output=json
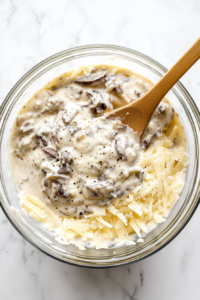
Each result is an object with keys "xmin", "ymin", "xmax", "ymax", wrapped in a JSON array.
[{"xmin": 19, "ymin": 125, "xmax": 188, "ymax": 249}]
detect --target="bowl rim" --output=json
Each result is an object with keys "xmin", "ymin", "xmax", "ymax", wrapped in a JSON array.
[{"xmin": 1, "ymin": 44, "xmax": 200, "ymax": 268}]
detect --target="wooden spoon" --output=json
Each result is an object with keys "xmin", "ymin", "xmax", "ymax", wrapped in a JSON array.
[{"xmin": 107, "ymin": 38, "xmax": 200, "ymax": 139}]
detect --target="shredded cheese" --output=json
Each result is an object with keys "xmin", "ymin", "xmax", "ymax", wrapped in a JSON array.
[{"xmin": 19, "ymin": 126, "xmax": 187, "ymax": 249}]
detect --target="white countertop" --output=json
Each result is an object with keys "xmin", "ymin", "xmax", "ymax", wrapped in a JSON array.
[{"xmin": 0, "ymin": 0, "xmax": 200, "ymax": 299}]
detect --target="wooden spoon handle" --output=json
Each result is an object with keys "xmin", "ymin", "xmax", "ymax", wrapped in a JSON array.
[{"xmin": 141, "ymin": 37, "xmax": 200, "ymax": 113}]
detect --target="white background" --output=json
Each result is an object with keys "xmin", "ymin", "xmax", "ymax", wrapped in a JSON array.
[{"xmin": 0, "ymin": 0, "xmax": 200, "ymax": 299}]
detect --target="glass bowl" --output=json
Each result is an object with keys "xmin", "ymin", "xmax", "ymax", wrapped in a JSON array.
[{"xmin": 1, "ymin": 45, "xmax": 200, "ymax": 268}]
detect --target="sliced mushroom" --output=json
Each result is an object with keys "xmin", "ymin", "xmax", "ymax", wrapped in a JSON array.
[
  {"xmin": 142, "ymin": 137, "xmax": 151, "ymax": 150},
  {"xmin": 45, "ymin": 173, "xmax": 69, "ymax": 181},
  {"xmin": 113, "ymin": 86, "xmax": 123, "ymax": 94},
  {"xmin": 124, "ymin": 168, "xmax": 144, "ymax": 189},
  {"xmin": 81, "ymin": 102, "xmax": 92, "ymax": 108},
  {"xmin": 85, "ymin": 180, "xmax": 114, "ymax": 198},
  {"xmin": 43, "ymin": 180, "xmax": 71, "ymax": 201},
  {"xmin": 44, "ymin": 95, "xmax": 65, "ymax": 112},
  {"xmin": 52, "ymin": 181, "xmax": 69, "ymax": 198},
  {"xmin": 135, "ymin": 89, "xmax": 142, "ymax": 97},
  {"xmin": 155, "ymin": 104, "xmax": 174, "ymax": 122},
  {"xmin": 51, "ymin": 125, "xmax": 61, "ymax": 146},
  {"xmin": 58, "ymin": 163, "xmax": 72, "ymax": 174},
  {"xmin": 36, "ymin": 126, "xmax": 51, "ymax": 137},
  {"xmin": 74, "ymin": 71, "xmax": 107, "ymax": 84},
  {"xmin": 62, "ymin": 107, "xmax": 78, "ymax": 125},
  {"xmin": 110, "ymin": 189, "xmax": 124, "ymax": 198},
  {"xmin": 58, "ymin": 206, "xmax": 77, "ymax": 217},
  {"xmin": 98, "ymin": 168, "xmax": 110, "ymax": 181},
  {"xmin": 98, "ymin": 173, "xmax": 107, "ymax": 181},
  {"xmin": 20, "ymin": 119, "xmax": 34, "ymax": 134},
  {"xmin": 108, "ymin": 131, "xmax": 117, "ymax": 139},
  {"xmin": 16, "ymin": 113, "xmax": 35, "ymax": 127},
  {"xmin": 88, "ymin": 91, "xmax": 113, "ymax": 115},
  {"xmin": 60, "ymin": 151, "xmax": 73, "ymax": 165},
  {"xmin": 142, "ymin": 104, "xmax": 174, "ymax": 149},
  {"xmin": 20, "ymin": 133, "xmax": 36, "ymax": 152},
  {"xmin": 57, "ymin": 151, "xmax": 73, "ymax": 174},
  {"xmin": 133, "ymin": 169, "xmax": 144, "ymax": 183},
  {"xmin": 105, "ymin": 73, "xmax": 128, "ymax": 93},
  {"xmin": 35, "ymin": 136, "xmax": 40, "ymax": 144},
  {"xmin": 35, "ymin": 127, "xmax": 49, "ymax": 146},
  {"xmin": 94, "ymin": 103, "xmax": 109, "ymax": 114},
  {"xmin": 155, "ymin": 104, "xmax": 166, "ymax": 117},
  {"xmin": 113, "ymin": 122, "xmax": 127, "ymax": 130},
  {"xmin": 115, "ymin": 135, "xmax": 128, "ymax": 159},
  {"xmin": 42, "ymin": 147, "xmax": 58, "ymax": 158},
  {"xmin": 76, "ymin": 131, "xmax": 86, "ymax": 141},
  {"xmin": 69, "ymin": 126, "xmax": 81, "ymax": 136},
  {"xmin": 41, "ymin": 136, "xmax": 48, "ymax": 146}
]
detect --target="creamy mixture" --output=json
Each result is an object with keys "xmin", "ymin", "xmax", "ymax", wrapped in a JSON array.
[{"xmin": 10, "ymin": 65, "xmax": 188, "ymax": 249}]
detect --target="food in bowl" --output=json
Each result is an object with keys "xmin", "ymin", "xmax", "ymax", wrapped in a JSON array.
[{"xmin": 10, "ymin": 65, "xmax": 188, "ymax": 250}]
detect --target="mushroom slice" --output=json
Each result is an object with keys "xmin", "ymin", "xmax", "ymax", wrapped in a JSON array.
[
  {"xmin": 16, "ymin": 113, "xmax": 35, "ymax": 127},
  {"xmin": 142, "ymin": 104, "xmax": 174, "ymax": 149},
  {"xmin": 62, "ymin": 107, "xmax": 78, "ymax": 125},
  {"xmin": 58, "ymin": 163, "xmax": 72, "ymax": 175},
  {"xmin": 58, "ymin": 151, "xmax": 73, "ymax": 174},
  {"xmin": 69, "ymin": 126, "xmax": 81, "ymax": 136},
  {"xmin": 105, "ymin": 73, "xmax": 128, "ymax": 93},
  {"xmin": 42, "ymin": 147, "xmax": 58, "ymax": 158},
  {"xmin": 135, "ymin": 89, "xmax": 142, "ymax": 97},
  {"xmin": 74, "ymin": 71, "xmax": 107, "ymax": 84},
  {"xmin": 154, "ymin": 104, "xmax": 174, "ymax": 124},
  {"xmin": 155, "ymin": 104, "xmax": 166, "ymax": 116},
  {"xmin": 108, "ymin": 131, "xmax": 117, "ymax": 139},
  {"xmin": 115, "ymin": 135, "xmax": 128, "ymax": 159},
  {"xmin": 35, "ymin": 127, "xmax": 50, "ymax": 146},
  {"xmin": 88, "ymin": 91, "xmax": 113, "ymax": 115},
  {"xmin": 110, "ymin": 189, "xmax": 124, "ymax": 198},
  {"xmin": 44, "ymin": 95, "xmax": 66, "ymax": 112},
  {"xmin": 85, "ymin": 180, "xmax": 114, "ymax": 199},
  {"xmin": 60, "ymin": 151, "xmax": 73, "ymax": 164},
  {"xmin": 45, "ymin": 173, "xmax": 69, "ymax": 181},
  {"xmin": 124, "ymin": 168, "xmax": 144, "ymax": 190},
  {"xmin": 52, "ymin": 181, "xmax": 69, "ymax": 198},
  {"xmin": 20, "ymin": 119, "xmax": 34, "ymax": 134},
  {"xmin": 142, "ymin": 136, "xmax": 151, "ymax": 150},
  {"xmin": 41, "ymin": 136, "xmax": 48, "ymax": 146},
  {"xmin": 20, "ymin": 133, "xmax": 36, "ymax": 152},
  {"xmin": 98, "ymin": 173, "xmax": 107, "ymax": 181},
  {"xmin": 131, "ymin": 168, "xmax": 144, "ymax": 183},
  {"xmin": 113, "ymin": 85, "xmax": 123, "ymax": 94},
  {"xmin": 36, "ymin": 126, "xmax": 51, "ymax": 137}
]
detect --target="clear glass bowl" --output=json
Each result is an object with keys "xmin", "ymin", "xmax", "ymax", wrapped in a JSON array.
[{"xmin": 1, "ymin": 45, "xmax": 200, "ymax": 268}]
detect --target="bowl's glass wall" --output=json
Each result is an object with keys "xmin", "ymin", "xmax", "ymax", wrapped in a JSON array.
[{"xmin": 0, "ymin": 45, "xmax": 200, "ymax": 267}]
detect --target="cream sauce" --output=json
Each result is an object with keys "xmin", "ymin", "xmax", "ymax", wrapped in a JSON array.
[{"xmin": 10, "ymin": 65, "xmax": 177, "ymax": 220}]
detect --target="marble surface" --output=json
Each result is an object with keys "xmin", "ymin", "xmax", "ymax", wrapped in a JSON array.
[{"xmin": 0, "ymin": 0, "xmax": 200, "ymax": 299}]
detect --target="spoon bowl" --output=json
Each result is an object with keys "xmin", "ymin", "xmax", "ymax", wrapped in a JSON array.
[{"xmin": 107, "ymin": 38, "xmax": 200, "ymax": 139}]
